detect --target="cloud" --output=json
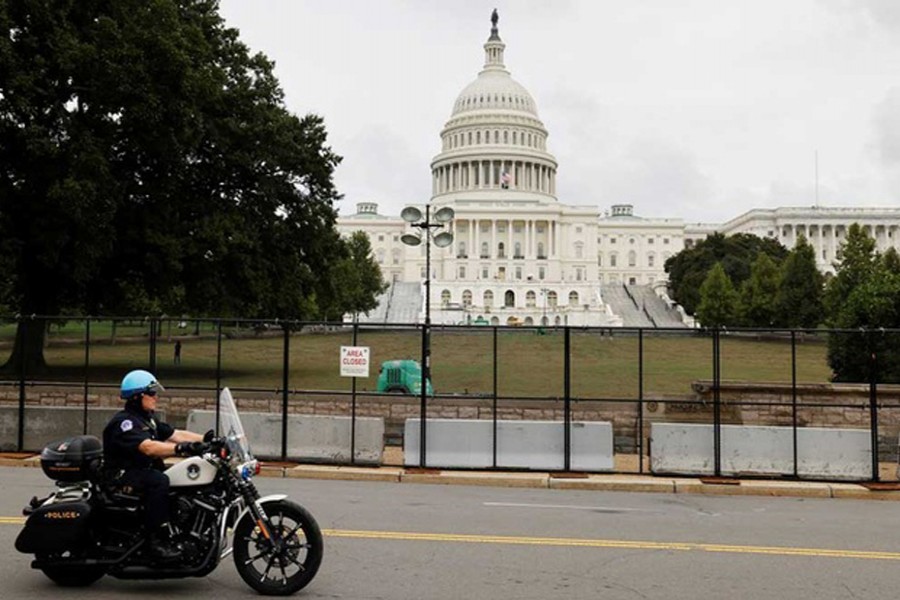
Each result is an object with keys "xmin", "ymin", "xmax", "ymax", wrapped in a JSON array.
[
  {"xmin": 333, "ymin": 126, "xmax": 429, "ymax": 216},
  {"xmin": 873, "ymin": 88, "xmax": 900, "ymax": 167},
  {"xmin": 819, "ymin": 0, "xmax": 900, "ymax": 34}
]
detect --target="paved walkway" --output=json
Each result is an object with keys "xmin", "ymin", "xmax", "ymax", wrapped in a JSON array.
[{"xmin": 4, "ymin": 453, "xmax": 899, "ymax": 501}]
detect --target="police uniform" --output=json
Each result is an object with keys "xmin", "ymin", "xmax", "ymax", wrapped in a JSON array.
[{"xmin": 103, "ymin": 404, "xmax": 175, "ymax": 529}]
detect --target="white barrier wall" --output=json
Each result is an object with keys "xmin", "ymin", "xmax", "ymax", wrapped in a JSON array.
[
  {"xmin": 404, "ymin": 419, "xmax": 614, "ymax": 471},
  {"xmin": 650, "ymin": 423, "xmax": 872, "ymax": 480},
  {"xmin": 187, "ymin": 410, "xmax": 384, "ymax": 465}
]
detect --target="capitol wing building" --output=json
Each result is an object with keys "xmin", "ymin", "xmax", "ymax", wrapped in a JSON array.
[{"xmin": 337, "ymin": 15, "xmax": 900, "ymax": 328}]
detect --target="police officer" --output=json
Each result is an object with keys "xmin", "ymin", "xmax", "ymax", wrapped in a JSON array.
[{"xmin": 103, "ymin": 369, "xmax": 209, "ymax": 560}]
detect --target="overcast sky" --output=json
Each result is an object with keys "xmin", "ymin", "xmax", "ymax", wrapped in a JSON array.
[{"xmin": 218, "ymin": 0, "xmax": 900, "ymax": 224}]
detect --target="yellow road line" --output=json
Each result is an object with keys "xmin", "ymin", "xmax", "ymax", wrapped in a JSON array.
[
  {"xmin": 322, "ymin": 529, "xmax": 900, "ymax": 561},
  {"xmin": 1, "ymin": 518, "xmax": 895, "ymax": 561}
]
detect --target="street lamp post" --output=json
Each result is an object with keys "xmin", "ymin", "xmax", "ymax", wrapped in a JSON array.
[{"xmin": 401, "ymin": 204, "xmax": 454, "ymax": 467}]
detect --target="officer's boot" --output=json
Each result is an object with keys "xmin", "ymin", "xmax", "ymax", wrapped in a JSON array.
[{"xmin": 147, "ymin": 523, "xmax": 180, "ymax": 562}]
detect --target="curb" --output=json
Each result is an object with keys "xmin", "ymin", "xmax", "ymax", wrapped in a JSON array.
[{"xmin": 2, "ymin": 455, "xmax": 898, "ymax": 501}]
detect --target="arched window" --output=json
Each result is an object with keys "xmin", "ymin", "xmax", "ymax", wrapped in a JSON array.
[
  {"xmin": 628, "ymin": 250, "xmax": 637, "ymax": 267},
  {"xmin": 462, "ymin": 290, "xmax": 472, "ymax": 306},
  {"xmin": 491, "ymin": 316, "xmax": 500, "ymax": 326},
  {"xmin": 575, "ymin": 242, "xmax": 584, "ymax": 259},
  {"xmin": 597, "ymin": 252, "xmax": 603, "ymax": 266},
  {"xmin": 548, "ymin": 291, "xmax": 558, "ymax": 307},
  {"xmin": 481, "ymin": 241, "xmax": 489, "ymax": 258},
  {"xmin": 524, "ymin": 316, "xmax": 533, "ymax": 326},
  {"xmin": 467, "ymin": 131, "xmax": 472, "ymax": 145},
  {"xmin": 503, "ymin": 130, "xmax": 509, "ymax": 144},
  {"xmin": 569, "ymin": 291, "xmax": 579, "ymax": 306},
  {"xmin": 484, "ymin": 290, "xmax": 494, "ymax": 307},
  {"xmin": 526, "ymin": 291, "xmax": 536, "ymax": 307},
  {"xmin": 514, "ymin": 242, "xmax": 522, "ymax": 258},
  {"xmin": 494, "ymin": 130, "xmax": 499, "ymax": 143},
  {"xmin": 498, "ymin": 242, "xmax": 506, "ymax": 258},
  {"xmin": 377, "ymin": 249, "xmax": 385, "ymax": 264},
  {"xmin": 505, "ymin": 290, "xmax": 515, "ymax": 307},
  {"xmin": 537, "ymin": 242, "xmax": 545, "ymax": 259},
  {"xmin": 610, "ymin": 253, "xmax": 618, "ymax": 267},
  {"xmin": 458, "ymin": 241, "xmax": 467, "ymax": 258},
  {"xmin": 476, "ymin": 131, "xmax": 481, "ymax": 144},
  {"xmin": 513, "ymin": 131, "xmax": 518, "ymax": 144},
  {"xmin": 647, "ymin": 253, "xmax": 655, "ymax": 268},
  {"xmin": 441, "ymin": 290, "xmax": 451, "ymax": 306}
]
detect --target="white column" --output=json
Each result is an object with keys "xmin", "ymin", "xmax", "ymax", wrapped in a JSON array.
[{"xmin": 491, "ymin": 220, "xmax": 497, "ymax": 260}]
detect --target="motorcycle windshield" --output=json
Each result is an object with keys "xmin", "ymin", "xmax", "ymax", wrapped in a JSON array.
[{"xmin": 218, "ymin": 387, "xmax": 252, "ymax": 462}]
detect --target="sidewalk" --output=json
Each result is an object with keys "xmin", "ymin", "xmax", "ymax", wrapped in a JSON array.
[{"xmin": 3, "ymin": 452, "xmax": 899, "ymax": 501}]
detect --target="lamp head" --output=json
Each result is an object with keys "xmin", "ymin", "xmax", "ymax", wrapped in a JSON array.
[
  {"xmin": 401, "ymin": 233, "xmax": 422, "ymax": 246},
  {"xmin": 434, "ymin": 207, "xmax": 455, "ymax": 224},
  {"xmin": 433, "ymin": 231, "xmax": 454, "ymax": 248},
  {"xmin": 401, "ymin": 206, "xmax": 423, "ymax": 223}
]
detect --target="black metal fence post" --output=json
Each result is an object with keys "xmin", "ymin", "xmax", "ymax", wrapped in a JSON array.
[
  {"xmin": 215, "ymin": 320, "xmax": 222, "ymax": 434},
  {"xmin": 281, "ymin": 323, "xmax": 290, "ymax": 462},
  {"xmin": 791, "ymin": 330, "xmax": 798, "ymax": 478},
  {"xmin": 83, "ymin": 318, "xmax": 91, "ymax": 435},
  {"xmin": 869, "ymin": 329, "xmax": 880, "ymax": 482},
  {"xmin": 350, "ymin": 321, "xmax": 358, "ymax": 465},
  {"xmin": 16, "ymin": 315, "xmax": 26, "ymax": 452},
  {"xmin": 148, "ymin": 317, "xmax": 157, "ymax": 373},
  {"xmin": 638, "ymin": 328, "xmax": 644, "ymax": 474},
  {"xmin": 564, "ymin": 326, "xmax": 571, "ymax": 472},
  {"xmin": 492, "ymin": 326, "xmax": 498, "ymax": 469},
  {"xmin": 713, "ymin": 328, "xmax": 721, "ymax": 477}
]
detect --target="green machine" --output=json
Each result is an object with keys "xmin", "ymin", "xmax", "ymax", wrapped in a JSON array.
[{"xmin": 376, "ymin": 359, "xmax": 434, "ymax": 396}]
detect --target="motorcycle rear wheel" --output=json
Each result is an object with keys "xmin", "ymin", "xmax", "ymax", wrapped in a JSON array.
[{"xmin": 233, "ymin": 499, "xmax": 323, "ymax": 596}]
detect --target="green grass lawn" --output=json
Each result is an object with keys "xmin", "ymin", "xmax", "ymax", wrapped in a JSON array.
[{"xmin": 0, "ymin": 328, "xmax": 833, "ymax": 399}]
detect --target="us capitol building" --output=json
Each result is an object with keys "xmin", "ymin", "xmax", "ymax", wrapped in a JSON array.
[{"xmin": 337, "ymin": 13, "xmax": 900, "ymax": 327}]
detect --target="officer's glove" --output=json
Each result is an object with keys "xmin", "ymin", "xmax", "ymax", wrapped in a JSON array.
[
  {"xmin": 202, "ymin": 429, "xmax": 216, "ymax": 443},
  {"xmin": 175, "ymin": 441, "xmax": 210, "ymax": 457}
]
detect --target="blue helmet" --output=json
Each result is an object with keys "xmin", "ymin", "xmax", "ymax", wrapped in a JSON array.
[{"xmin": 120, "ymin": 369, "xmax": 165, "ymax": 400}]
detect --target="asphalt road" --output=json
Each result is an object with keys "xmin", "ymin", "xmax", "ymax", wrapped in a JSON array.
[{"xmin": 1, "ymin": 466, "xmax": 899, "ymax": 599}]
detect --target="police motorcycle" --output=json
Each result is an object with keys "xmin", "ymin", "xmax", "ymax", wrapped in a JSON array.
[{"xmin": 14, "ymin": 388, "xmax": 323, "ymax": 595}]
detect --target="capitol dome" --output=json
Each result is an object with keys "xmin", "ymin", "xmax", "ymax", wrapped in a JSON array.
[
  {"xmin": 451, "ymin": 69, "xmax": 539, "ymax": 118},
  {"xmin": 431, "ymin": 11, "xmax": 558, "ymax": 202}
]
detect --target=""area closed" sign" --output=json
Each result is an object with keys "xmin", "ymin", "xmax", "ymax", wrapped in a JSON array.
[{"xmin": 340, "ymin": 346, "xmax": 370, "ymax": 377}]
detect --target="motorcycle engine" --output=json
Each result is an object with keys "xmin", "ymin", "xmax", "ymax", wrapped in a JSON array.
[{"xmin": 170, "ymin": 494, "xmax": 218, "ymax": 565}]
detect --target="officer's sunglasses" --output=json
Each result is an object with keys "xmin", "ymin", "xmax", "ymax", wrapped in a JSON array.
[{"xmin": 143, "ymin": 390, "xmax": 157, "ymax": 397}]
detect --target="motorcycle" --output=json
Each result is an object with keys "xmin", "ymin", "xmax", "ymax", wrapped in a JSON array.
[{"xmin": 14, "ymin": 388, "xmax": 323, "ymax": 595}]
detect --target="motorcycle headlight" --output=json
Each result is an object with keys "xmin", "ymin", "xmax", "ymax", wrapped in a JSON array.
[{"xmin": 240, "ymin": 460, "xmax": 260, "ymax": 481}]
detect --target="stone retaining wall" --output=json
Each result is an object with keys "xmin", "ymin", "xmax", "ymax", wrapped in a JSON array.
[{"xmin": 2, "ymin": 382, "xmax": 899, "ymax": 456}]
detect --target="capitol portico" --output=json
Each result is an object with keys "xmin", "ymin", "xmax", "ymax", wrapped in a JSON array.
[{"xmin": 337, "ymin": 13, "xmax": 900, "ymax": 326}]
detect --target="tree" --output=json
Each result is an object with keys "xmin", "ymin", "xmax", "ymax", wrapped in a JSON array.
[
  {"xmin": 0, "ymin": 1, "xmax": 349, "ymax": 371},
  {"xmin": 827, "ymin": 272, "xmax": 900, "ymax": 383},
  {"xmin": 774, "ymin": 235, "xmax": 823, "ymax": 328},
  {"xmin": 665, "ymin": 233, "xmax": 788, "ymax": 315},
  {"xmin": 823, "ymin": 223, "xmax": 877, "ymax": 322},
  {"xmin": 321, "ymin": 232, "xmax": 387, "ymax": 321},
  {"xmin": 738, "ymin": 252, "xmax": 781, "ymax": 327},
  {"xmin": 696, "ymin": 263, "xmax": 739, "ymax": 327},
  {"xmin": 881, "ymin": 247, "xmax": 900, "ymax": 275}
]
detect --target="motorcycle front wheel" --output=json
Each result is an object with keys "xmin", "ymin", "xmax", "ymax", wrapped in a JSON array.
[{"xmin": 233, "ymin": 499, "xmax": 323, "ymax": 596}]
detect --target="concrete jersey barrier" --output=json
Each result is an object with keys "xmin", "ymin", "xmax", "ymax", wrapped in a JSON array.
[
  {"xmin": 404, "ymin": 419, "xmax": 614, "ymax": 471},
  {"xmin": 187, "ymin": 410, "xmax": 385, "ymax": 465},
  {"xmin": 650, "ymin": 422, "xmax": 872, "ymax": 480},
  {"xmin": 0, "ymin": 406, "xmax": 167, "ymax": 452}
]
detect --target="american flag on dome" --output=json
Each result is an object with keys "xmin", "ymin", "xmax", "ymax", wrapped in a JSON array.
[{"xmin": 500, "ymin": 171, "xmax": 512, "ymax": 189}]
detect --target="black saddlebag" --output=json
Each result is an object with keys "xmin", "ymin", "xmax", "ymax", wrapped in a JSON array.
[{"xmin": 15, "ymin": 501, "xmax": 92, "ymax": 553}]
